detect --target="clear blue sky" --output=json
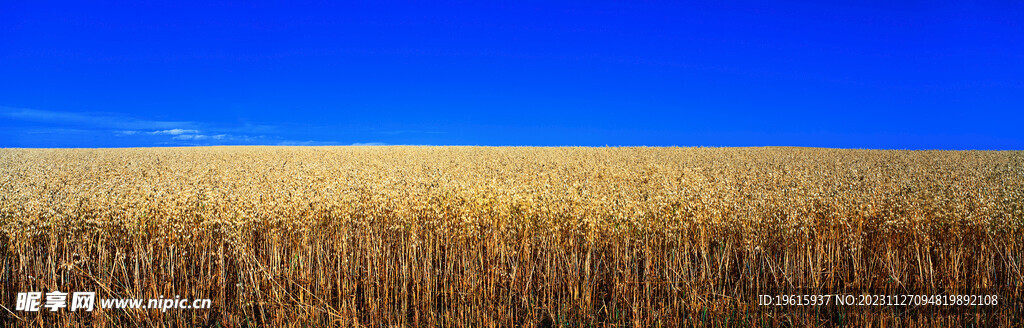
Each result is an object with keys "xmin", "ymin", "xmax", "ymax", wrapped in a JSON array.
[{"xmin": 1, "ymin": 1, "xmax": 1021, "ymax": 149}]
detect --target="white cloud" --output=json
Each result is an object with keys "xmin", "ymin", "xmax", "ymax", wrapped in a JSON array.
[
  {"xmin": 150, "ymin": 129, "xmax": 200, "ymax": 135},
  {"xmin": 1, "ymin": 106, "xmax": 195, "ymax": 130},
  {"xmin": 1, "ymin": 106, "xmax": 290, "ymax": 147},
  {"xmin": 172, "ymin": 134, "xmax": 210, "ymax": 140}
]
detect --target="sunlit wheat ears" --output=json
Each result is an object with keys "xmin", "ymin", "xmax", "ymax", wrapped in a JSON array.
[{"xmin": 0, "ymin": 147, "xmax": 1021, "ymax": 326}]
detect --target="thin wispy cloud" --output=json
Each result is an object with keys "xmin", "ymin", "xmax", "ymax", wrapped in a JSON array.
[
  {"xmin": 150, "ymin": 129, "xmax": 200, "ymax": 135},
  {"xmin": 1, "ymin": 106, "xmax": 195, "ymax": 130},
  {"xmin": 2, "ymin": 106, "xmax": 351, "ymax": 147},
  {"xmin": 172, "ymin": 134, "xmax": 206, "ymax": 140},
  {"xmin": 171, "ymin": 134, "xmax": 230, "ymax": 141}
]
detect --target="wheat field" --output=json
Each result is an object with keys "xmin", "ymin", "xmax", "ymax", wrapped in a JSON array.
[{"xmin": 1, "ymin": 146, "xmax": 1022, "ymax": 326}]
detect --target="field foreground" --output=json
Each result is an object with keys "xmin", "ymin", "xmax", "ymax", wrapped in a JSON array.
[{"xmin": 1, "ymin": 146, "xmax": 1023, "ymax": 326}]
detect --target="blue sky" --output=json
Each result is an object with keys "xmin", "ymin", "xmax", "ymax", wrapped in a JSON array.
[{"xmin": 1, "ymin": 1, "xmax": 1022, "ymax": 149}]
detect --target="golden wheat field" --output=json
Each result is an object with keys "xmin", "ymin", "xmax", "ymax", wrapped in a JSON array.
[{"xmin": 1, "ymin": 146, "xmax": 1022, "ymax": 327}]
